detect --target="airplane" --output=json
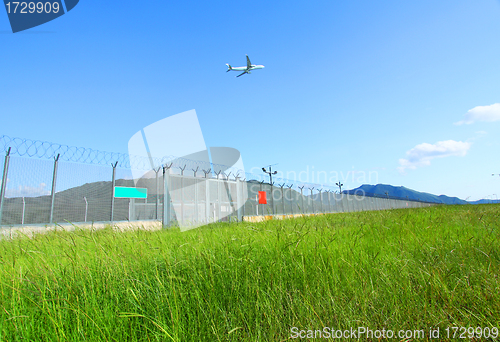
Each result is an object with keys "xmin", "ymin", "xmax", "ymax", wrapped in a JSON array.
[{"xmin": 226, "ymin": 55, "xmax": 265, "ymax": 77}]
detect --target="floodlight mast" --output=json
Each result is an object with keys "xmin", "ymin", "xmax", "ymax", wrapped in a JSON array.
[
  {"xmin": 262, "ymin": 164, "xmax": 278, "ymax": 215},
  {"xmin": 262, "ymin": 164, "xmax": 278, "ymax": 185},
  {"xmin": 336, "ymin": 182, "xmax": 343, "ymax": 194}
]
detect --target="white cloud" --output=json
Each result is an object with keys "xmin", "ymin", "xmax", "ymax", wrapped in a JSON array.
[
  {"xmin": 5, "ymin": 183, "xmax": 51, "ymax": 198},
  {"xmin": 398, "ymin": 140, "xmax": 471, "ymax": 173},
  {"xmin": 455, "ymin": 103, "xmax": 500, "ymax": 125}
]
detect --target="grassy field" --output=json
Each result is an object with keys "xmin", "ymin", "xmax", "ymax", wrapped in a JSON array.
[{"xmin": 0, "ymin": 204, "xmax": 499, "ymax": 341}]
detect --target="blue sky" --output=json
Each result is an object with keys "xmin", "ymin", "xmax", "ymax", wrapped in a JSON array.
[{"xmin": 1, "ymin": 0, "xmax": 500, "ymax": 201}]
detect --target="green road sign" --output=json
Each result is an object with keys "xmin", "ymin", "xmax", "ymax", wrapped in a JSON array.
[{"xmin": 114, "ymin": 186, "xmax": 147, "ymax": 199}]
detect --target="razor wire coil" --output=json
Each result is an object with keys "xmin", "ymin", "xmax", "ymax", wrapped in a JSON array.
[{"xmin": 0, "ymin": 135, "xmax": 242, "ymax": 173}]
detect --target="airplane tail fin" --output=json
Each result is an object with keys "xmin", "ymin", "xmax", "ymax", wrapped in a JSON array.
[{"xmin": 226, "ymin": 64, "xmax": 232, "ymax": 72}]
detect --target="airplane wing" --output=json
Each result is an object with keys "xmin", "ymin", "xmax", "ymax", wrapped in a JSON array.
[
  {"xmin": 246, "ymin": 55, "xmax": 251, "ymax": 69},
  {"xmin": 236, "ymin": 71, "xmax": 248, "ymax": 77}
]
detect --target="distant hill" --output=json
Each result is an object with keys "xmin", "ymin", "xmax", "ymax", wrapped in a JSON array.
[
  {"xmin": 468, "ymin": 199, "xmax": 500, "ymax": 205},
  {"xmin": 344, "ymin": 184, "xmax": 468, "ymax": 205}
]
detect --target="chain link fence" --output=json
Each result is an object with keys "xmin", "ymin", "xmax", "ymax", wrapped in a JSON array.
[{"xmin": 0, "ymin": 135, "xmax": 436, "ymax": 227}]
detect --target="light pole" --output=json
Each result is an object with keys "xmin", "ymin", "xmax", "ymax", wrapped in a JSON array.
[
  {"xmin": 262, "ymin": 165, "xmax": 278, "ymax": 215},
  {"xmin": 336, "ymin": 182, "xmax": 343, "ymax": 194},
  {"xmin": 262, "ymin": 165, "xmax": 278, "ymax": 185}
]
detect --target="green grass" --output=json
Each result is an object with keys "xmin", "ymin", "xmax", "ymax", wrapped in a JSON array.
[{"xmin": 0, "ymin": 204, "xmax": 499, "ymax": 341}]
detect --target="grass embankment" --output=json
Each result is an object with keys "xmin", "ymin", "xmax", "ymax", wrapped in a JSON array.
[{"xmin": 0, "ymin": 204, "xmax": 499, "ymax": 341}]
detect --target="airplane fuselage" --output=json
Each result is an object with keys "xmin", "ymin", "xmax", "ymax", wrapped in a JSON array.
[{"xmin": 229, "ymin": 65, "xmax": 265, "ymax": 71}]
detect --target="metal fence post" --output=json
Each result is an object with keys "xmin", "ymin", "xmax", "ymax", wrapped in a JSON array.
[
  {"xmin": 318, "ymin": 189, "xmax": 323, "ymax": 213},
  {"xmin": 224, "ymin": 172, "xmax": 232, "ymax": 223},
  {"xmin": 179, "ymin": 165, "xmax": 186, "ymax": 225},
  {"xmin": 259, "ymin": 181, "xmax": 264, "ymax": 216},
  {"xmin": 235, "ymin": 175, "xmax": 242, "ymax": 222},
  {"xmin": 298, "ymin": 186, "xmax": 305, "ymax": 214},
  {"xmin": 287, "ymin": 184, "xmax": 294, "ymax": 215},
  {"xmin": 162, "ymin": 163, "xmax": 173, "ymax": 228},
  {"xmin": 49, "ymin": 154, "xmax": 60, "ymax": 224},
  {"xmin": 203, "ymin": 169, "xmax": 211, "ymax": 224},
  {"xmin": 241, "ymin": 177, "xmax": 246, "ymax": 220},
  {"xmin": 215, "ymin": 171, "xmax": 222, "ymax": 222},
  {"xmin": 0, "ymin": 147, "xmax": 11, "ymax": 226},
  {"xmin": 110, "ymin": 161, "xmax": 118, "ymax": 222},
  {"xmin": 326, "ymin": 190, "xmax": 331, "ymax": 213},
  {"xmin": 194, "ymin": 175, "xmax": 199, "ymax": 225},
  {"xmin": 309, "ymin": 187, "xmax": 315, "ymax": 214},
  {"xmin": 155, "ymin": 167, "xmax": 161, "ymax": 220},
  {"xmin": 270, "ymin": 182, "xmax": 275, "ymax": 215},
  {"xmin": 279, "ymin": 184, "xmax": 285, "ymax": 215},
  {"xmin": 193, "ymin": 167, "xmax": 199, "ymax": 223}
]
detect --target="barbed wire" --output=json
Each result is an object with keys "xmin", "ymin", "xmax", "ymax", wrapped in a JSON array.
[
  {"xmin": 0, "ymin": 135, "xmax": 242, "ymax": 173},
  {"xmin": 1, "ymin": 135, "xmax": 137, "ymax": 167}
]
